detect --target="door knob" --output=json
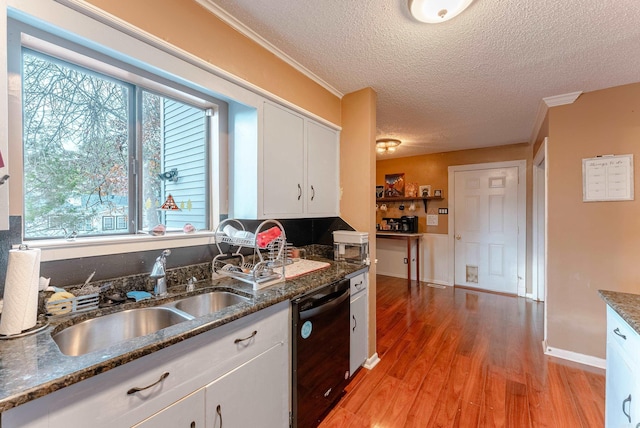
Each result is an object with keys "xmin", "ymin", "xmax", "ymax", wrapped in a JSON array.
[{"xmin": 455, "ymin": 234, "xmax": 461, "ymax": 240}]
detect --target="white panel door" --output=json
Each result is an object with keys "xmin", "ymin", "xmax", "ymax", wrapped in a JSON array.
[
  {"xmin": 205, "ymin": 344, "xmax": 289, "ymax": 428},
  {"xmin": 262, "ymin": 102, "xmax": 304, "ymax": 216},
  {"xmin": 306, "ymin": 121, "xmax": 339, "ymax": 216},
  {"xmin": 454, "ymin": 167, "xmax": 519, "ymax": 294}
]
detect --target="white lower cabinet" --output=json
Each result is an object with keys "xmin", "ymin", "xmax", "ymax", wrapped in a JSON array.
[
  {"xmin": 205, "ymin": 343, "xmax": 289, "ymax": 428},
  {"xmin": 349, "ymin": 272, "xmax": 368, "ymax": 376},
  {"xmin": 2, "ymin": 301, "xmax": 289, "ymax": 428},
  {"xmin": 605, "ymin": 306, "xmax": 640, "ymax": 427}
]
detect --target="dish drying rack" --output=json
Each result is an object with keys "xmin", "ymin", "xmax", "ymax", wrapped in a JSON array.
[
  {"xmin": 212, "ymin": 219, "xmax": 287, "ymax": 290},
  {"xmin": 46, "ymin": 293, "xmax": 100, "ymax": 316}
]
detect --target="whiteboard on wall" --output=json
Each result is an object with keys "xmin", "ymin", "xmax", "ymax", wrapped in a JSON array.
[{"xmin": 582, "ymin": 154, "xmax": 634, "ymax": 202}]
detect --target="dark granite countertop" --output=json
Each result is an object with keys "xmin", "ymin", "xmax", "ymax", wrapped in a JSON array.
[
  {"xmin": 0, "ymin": 258, "xmax": 367, "ymax": 412},
  {"xmin": 599, "ymin": 290, "xmax": 640, "ymax": 334}
]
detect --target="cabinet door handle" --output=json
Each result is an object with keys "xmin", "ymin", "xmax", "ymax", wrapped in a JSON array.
[
  {"xmin": 355, "ymin": 280, "xmax": 363, "ymax": 290},
  {"xmin": 234, "ymin": 330, "xmax": 257, "ymax": 344},
  {"xmin": 352, "ymin": 314, "xmax": 357, "ymax": 332},
  {"xmin": 297, "ymin": 184, "xmax": 302, "ymax": 200},
  {"xmin": 311, "ymin": 185, "xmax": 315, "ymax": 201},
  {"xmin": 216, "ymin": 404, "xmax": 223, "ymax": 428},
  {"xmin": 623, "ymin": 394, "xmax": 632, "ymax": 423},
  {"xmin": 614, "ymin": 327, "xmax": 627, "ymax": 340},
  {"xmin": 126, "ymin": 371, "xmax": 169, "ymax": 395}
]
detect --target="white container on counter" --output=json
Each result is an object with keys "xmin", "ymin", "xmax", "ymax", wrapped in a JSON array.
[{"xmin": 332, "ymin": 231, "xmax": 369, "ymax": 265}]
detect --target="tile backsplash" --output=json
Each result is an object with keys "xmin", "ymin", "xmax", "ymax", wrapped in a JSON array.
[
  {"xmin": 0, "ymin": 216, "xmax": 23, "ymax": 292},
  {"xmin": 0, "ymin": 216, "xmax": 355, "ymax": 294}
]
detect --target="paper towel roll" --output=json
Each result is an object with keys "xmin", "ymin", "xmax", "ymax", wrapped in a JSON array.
[{"xmin": 0, "ymin": 248, "xmax": 41, "ymax": 336}]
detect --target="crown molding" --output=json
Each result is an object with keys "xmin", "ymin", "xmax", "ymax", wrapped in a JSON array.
[
  {"xmin": 196, "ymin": 0, "xmax": 343, "ymax": 99},
  {"xmin": 529, "ymin": 91, "xmax": 582, "ymax": 144},
  {"xmin": 543, "ymin": 91, "xmax": 582, "ymax": 107}
]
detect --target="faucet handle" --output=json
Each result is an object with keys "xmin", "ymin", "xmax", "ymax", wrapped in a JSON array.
[{"xmin": 186, "ymin": 277, "xmax": 197, "ymax": 292}]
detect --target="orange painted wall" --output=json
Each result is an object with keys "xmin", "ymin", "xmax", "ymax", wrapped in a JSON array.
[
  {"xmin": 376, "ymin": 143, "xmax": 532, "ymax": 235},
  {"xmin": 85, "ymin": 0, "xmax": 341, "ymax": 126},
  {"xmin": 341, "ymin": 88, "xmax": 377, "ymax": 356},
  {"xmin": 546, "ymin": 82, "xmax": 640, "ymax": 359}
]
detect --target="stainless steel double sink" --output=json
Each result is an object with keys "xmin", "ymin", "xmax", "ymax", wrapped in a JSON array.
[{"xmin": 52, "ymin": 291, "xmax": 251, "ymax": 356}]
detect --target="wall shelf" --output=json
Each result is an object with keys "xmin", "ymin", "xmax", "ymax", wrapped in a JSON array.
[{"xmin": 376, "ymin": 196, "xmax": 443, "ymax": 213}]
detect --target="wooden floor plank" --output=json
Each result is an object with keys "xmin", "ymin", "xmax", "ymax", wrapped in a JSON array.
[{"xmin": 319, "ymin": 275, "xmax": 605, "ymax": 428}]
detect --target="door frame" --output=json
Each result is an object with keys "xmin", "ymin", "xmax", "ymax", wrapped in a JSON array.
[
  {"xmin": 532, "ymin": 138, "xmax": 547, "ymax": 303},
  {"xmin": 447, "ymin": 160, "xmax": 527, "ymax": 297}
]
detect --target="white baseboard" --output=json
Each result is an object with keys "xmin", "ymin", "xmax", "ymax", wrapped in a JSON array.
[
  {"xmin": 376, "ymin": 269, "xmax": 404, "ymax": 279},
  {"xmin": 425, "ymin": 279, "xmax": 452, "ymax": 287},
  {"xmin": 542, "ymin": 341, "xmax": 606, "ymax": 369},
  {"xmin": 363, "ymin": 352, "xmax": 380, "ymax": 370}
]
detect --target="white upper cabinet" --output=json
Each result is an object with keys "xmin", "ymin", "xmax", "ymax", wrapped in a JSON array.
[
  {"xmin": 262, "ymin": 102, "xmax": 305, "ymax": 217},
  {"xmin": 306, "ymin": 120, "xmax": 339, "ymax": 216},
  {"xmin": 230, "ymin": 101, "xmax": 340, "ymax": 219}
]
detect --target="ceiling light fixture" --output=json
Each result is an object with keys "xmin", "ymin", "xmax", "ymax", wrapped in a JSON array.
[
  {"xmin": 409, "ymin": 0, "xmax": 474, "ymax": 23},
  {"xmin": 376, "ymin": 138, "xmax": 401, "ymax": 154}
]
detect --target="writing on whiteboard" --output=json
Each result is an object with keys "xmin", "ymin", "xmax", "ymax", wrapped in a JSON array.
[{"xmin": 582, "ymin": 154, "xmax": 634, "ymax": 202}]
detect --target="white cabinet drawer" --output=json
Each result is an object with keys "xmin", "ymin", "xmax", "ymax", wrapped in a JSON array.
[
  {"xmin": 3, "ymin": 300, "xmax": 289, "ymax": 428},
  {"xmin": 606, "ymin": 306, "xmax": 640, "ymax": 357}
]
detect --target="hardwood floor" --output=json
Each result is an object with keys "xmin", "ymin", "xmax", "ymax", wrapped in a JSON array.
[{"xmin": 320, "ymin": 275, "xmax": 605, "ymax": 428}]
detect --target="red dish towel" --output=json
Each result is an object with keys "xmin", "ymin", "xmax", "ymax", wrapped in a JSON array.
[{"xmin": 256, "ymin": 226, "xmax": 281, "ymax": 248}]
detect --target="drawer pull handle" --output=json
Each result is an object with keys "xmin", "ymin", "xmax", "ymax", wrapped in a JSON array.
[
  {"xmin": 216, "ymin": 404, "xmax": 223, "ymax": 428},
  {"xmin": 623, "ymin": 394, "xmax": 632, "ymax": 423},
  {"xmin": 127, "ymin": 372, "xmax": 169, "ymax": 395},
  {"xmin": 614, "ymin": 327, "xmax": 627, "ymax": 340},
  {"xmin": 234, "ymin": 330, "xmax": 257, "ymax": 344}
]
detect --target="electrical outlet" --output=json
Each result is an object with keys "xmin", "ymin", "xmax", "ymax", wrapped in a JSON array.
[{"xmin": 438, "ymin": 208, "xmax": 448, "ymax": 215}]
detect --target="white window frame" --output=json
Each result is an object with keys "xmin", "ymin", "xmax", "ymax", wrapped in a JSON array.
[{"xmin": 6, "ymin": 5, "xmax": 234, "ymax": 261}]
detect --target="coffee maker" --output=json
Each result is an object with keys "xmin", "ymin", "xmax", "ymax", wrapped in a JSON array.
[{"xmin": 400, "ymin": 216, "xmax": 418, "ymax": 233}]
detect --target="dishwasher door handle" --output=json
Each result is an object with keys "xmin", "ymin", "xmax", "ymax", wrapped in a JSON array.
[{"xmin": 299, "ymin": 289, "xmax": 350, "ymax": 320}]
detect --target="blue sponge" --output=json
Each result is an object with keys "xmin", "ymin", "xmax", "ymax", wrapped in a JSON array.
[{"xmin": 126, "ymin": 291, "xmax": 153, "ymax": 302}]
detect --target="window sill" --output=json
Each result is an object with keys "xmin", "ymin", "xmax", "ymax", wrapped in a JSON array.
[{"xmin": 20, "ymin": 232, "xmax": 218, "ymax": 262}]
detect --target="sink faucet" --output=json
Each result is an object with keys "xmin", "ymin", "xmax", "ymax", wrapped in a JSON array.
[{"xmin": 150, "ymin": 249, "xmax": 171, "ymax": 297}]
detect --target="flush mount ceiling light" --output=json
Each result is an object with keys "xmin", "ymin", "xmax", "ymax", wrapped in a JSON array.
[
  {"xmin": 409, "ymin": 0, "xmax": 474, "ymax": 23},
  {"xmin": 376, "ymin": 138, "xmax": 401, "ymax": 154}
]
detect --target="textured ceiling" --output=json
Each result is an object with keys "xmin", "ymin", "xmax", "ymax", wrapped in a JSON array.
[{"xmin": 205, "ymin": 0, "xmax": 640, "ymax": 159}]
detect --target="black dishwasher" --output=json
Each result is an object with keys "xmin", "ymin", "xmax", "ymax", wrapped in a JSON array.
[{"xmin": 292, "ymin": 278, "xmax": 350, "ymax": 428}]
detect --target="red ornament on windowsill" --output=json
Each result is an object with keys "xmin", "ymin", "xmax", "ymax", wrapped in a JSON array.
[{"xmin": 160, "ymin": 194, "xmax": 180, "ymax": 211}]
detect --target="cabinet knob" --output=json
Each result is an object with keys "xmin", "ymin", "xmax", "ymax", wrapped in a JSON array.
[
  {"xmin": 614, "ymin": 327, "xmax": 627, "ymax": 340},
  {"xmin": 216, "ymin": 404, "xmax": 223, "ymax": 428},
  {"xmin": 234, "ymin": 330, "xmax": 257, "ymax": 344},
  {"xmin": 455, "ymin": 234, "xmax": 462, "ymax": 240},
  {"xmin": 623, "ymin": 394, "xmax": 632, "ymax": 423},
  {"xmin": 126, "ymin": 371, "xmax": 169, "ymax": 395}
]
